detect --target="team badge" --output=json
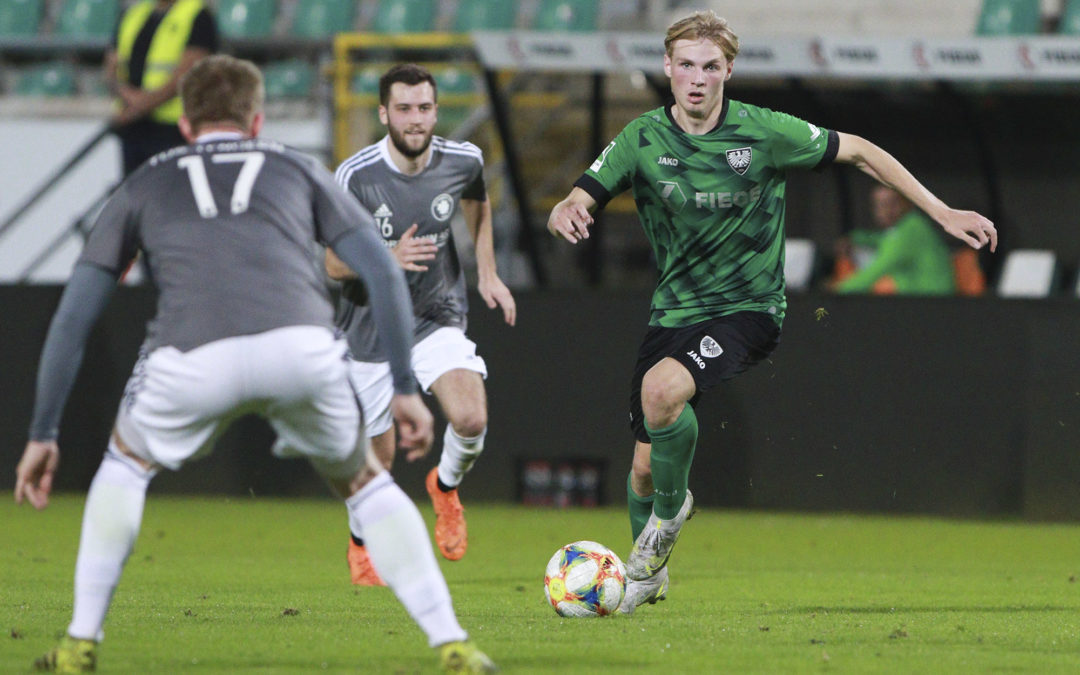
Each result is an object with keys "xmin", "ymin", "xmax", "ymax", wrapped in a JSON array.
[
  {"xmin": 725, "ymin": 147, "xmax": 752, "ymax": 176},
  {"xmin": 700, "ymin": 336, "xmax": 723, "ymax": 358},
  {"xmin": 430, "ymin": 193, "xmax": 454, "ymax": 222}
]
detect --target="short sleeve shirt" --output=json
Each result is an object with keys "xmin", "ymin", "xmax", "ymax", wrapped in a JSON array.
[{"xmin": 575, "ymin": 100, "xmax": 838, "ymax": 327}]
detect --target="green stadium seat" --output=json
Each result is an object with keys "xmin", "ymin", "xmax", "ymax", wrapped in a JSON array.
[
  {"xmin": 435, "ymin": 66, "xmax": 476, "ymax": 94},
  {"xmin": 1060, "ymin": 0, "xmax": 1080, "ymax": 34},
  {"xmin": 453, "ymin": 0, "xmax": 517, "ymax": 31},
  {"xmin": 532, "ymin": 0, "xmax": 597, "ymax": 32},
  {"xmin": 290, "ymin": 0, "xmax": 354, "ymax": 39},
  {"xmin": 216, "ymin": 0, "xmax": 277, "ymax": 39},
  {"xmin": 350, "ymin": 65, "xmax": 381, "ymax": 94},
  {"xmin": 0, "ymin": 0, "xmax": 44, "ymax": 36},
  {"xmin": 976, "ymin": 0, "xmax": 1041, "ymax": 35},
  {"xmin": 371, "ymin": 0, "xmax": 435, "ymax": 33},
  {"xmin": 56, "ymin": 0, "xmax": 118, "ymax": 38},
  {"xmin": 263, "ymin": 59, "xmax": 315, "ymax": 98},
  {"xmin": 433, "ymin": 67, "xmax": 477, "ymax": 134},
  {"xmin": 16, "ymin": 61, "xmax": 77, "ymax": 96}
]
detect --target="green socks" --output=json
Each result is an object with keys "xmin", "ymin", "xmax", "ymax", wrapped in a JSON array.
[
  {"xmin": 645, "ymin": 404, "xmax": 698, "ymax": 520},
  {"xmin": 626, "ymin": 472, "xmax": 654, "ymax": 542}
]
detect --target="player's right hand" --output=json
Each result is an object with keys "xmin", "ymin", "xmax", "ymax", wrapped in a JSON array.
[
  {"xmin": 393, "ymin": 224, "xmax": 438, "ymax": 272},
  {"xmin": 15, "ymin": 440, "xmax": 59, "ymax": 510},
  {"xmin": 391, "ymin": 394, "xmax": 434, "ymax": 462},
  {"xmin": 547, "ymin": 200, "xmax": 594, "ymax": 244}
]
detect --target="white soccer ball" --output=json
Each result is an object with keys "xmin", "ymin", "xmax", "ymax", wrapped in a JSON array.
[{"xmin": 543, "ymin": 540, "xmax": 627, "ymax": 617}]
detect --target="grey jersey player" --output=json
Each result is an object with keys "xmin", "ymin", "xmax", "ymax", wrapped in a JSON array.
[
  {"xmin": 326, "ymin": 64, "xmax": 516, "ymax": 580},
  {"xmin": 15, "ymin": 55, "xmax": 497, "ymax": 674}
]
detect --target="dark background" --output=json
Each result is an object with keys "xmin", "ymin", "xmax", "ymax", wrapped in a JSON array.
[{"xmin": 3, "ymin": 286, "xmax": 1077, "ymax": 520}]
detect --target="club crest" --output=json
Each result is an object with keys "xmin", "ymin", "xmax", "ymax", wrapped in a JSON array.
[
  {"xmin": 430, "ymin": 193, "xmax": 455, "ymax": 222},
  {"xmin": 725, "ymin": 147, "xmax": 752, "ymax": 176},
  {"xmin": 700, "ymin": 336, "xmax": 723, "ymax": 358}
]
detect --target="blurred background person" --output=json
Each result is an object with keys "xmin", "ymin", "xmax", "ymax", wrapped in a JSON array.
[
  {"xmin": 104, "ymin": 0, "xmax": 218, "ymax": 176},
  {"xmin": 832, "ymin": 184, "xmax": 970, "ymax": 295}
]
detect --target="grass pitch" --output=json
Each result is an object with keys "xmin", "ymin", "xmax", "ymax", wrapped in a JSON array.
[{"xmin": 3, "ymin": 495, "xmax": 1080, "ymax": 673}]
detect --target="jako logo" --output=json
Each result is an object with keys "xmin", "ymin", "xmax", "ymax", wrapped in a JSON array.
[
  {"xmin": 657, "ymin": 155, "xmax": 679, "ymax": 166},
  {"xmin": 686, "ymin": 350, "xmax": 706, "ymax": 369}
]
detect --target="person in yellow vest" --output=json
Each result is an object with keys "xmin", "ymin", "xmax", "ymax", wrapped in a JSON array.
[{"xmin": 104, "ymin": 0, "xmax": 218, "ymax": 175}]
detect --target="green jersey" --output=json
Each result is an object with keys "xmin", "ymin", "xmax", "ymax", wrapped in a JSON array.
[
  {"xmin": 575, "ymin": 100, "xmax": 837, "ymax": 327},
  {"xmin": 836, "ymin": 210, "xmax": 955, "ymax": 295}
]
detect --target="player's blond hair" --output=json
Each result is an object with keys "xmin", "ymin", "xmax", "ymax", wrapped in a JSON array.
[
  {"xmin": 180, "ymin": 55, "xmax": 264, "ymax": 133},
  {"xmin": 664, "ymin": 10, "xmax": 740, "ymax": 62}
]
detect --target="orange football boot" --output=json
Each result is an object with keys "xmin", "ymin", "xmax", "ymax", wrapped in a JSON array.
[
  {"xmin": 347, "ymin": 540, "xmax": 386, "ymax": 586},
  {"xmin": 426, "ymin": 467, "xmax": 467, "ymax": 560}
]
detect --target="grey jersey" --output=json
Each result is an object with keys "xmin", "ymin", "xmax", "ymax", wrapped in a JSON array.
[
  {"xmin": 334, "ymin": 135, "xmax": 486, "ymax": 361},
  {"xmin": 80, "ymin": 137, "xmax": 369, "ymax": 353}
]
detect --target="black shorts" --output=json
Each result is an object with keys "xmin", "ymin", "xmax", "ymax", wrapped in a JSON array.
[{"xmin": 629, "ymin": 311, "xmax": 780, "ymax": 443}]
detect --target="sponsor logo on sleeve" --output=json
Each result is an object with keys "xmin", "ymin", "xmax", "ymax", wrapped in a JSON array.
[{"xmin": 590, "ymin": 141, "xmax": 616, "ymax": 172}]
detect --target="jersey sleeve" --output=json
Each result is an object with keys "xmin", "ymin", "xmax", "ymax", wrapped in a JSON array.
[
  {"xmin": 761, "ymin": 109, "xmax": 838, "ymax": 171},
  {"xmin": 573, "ymin": 123, "xmax": 638, "ymax": 209},
  {"xmin": 307, "ymin": 158, "xmax": 371, "ymax": 245},
  {"xmin": 461, "ymin": 154, "xmax": 486, "ymax": 201},
  {"xmin": 77, "ymin": 183, "xmax": 140, "ymax": 277}
]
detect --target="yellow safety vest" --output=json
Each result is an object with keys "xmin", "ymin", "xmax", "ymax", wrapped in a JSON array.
[{"xmin": 115, "ymin": 0, "xmax": 204, "ymax": 123}]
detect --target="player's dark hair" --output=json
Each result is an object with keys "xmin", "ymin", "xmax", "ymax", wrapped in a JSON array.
[
  {"xmin": 180, "ymin": 55, "xmax": 264, "ymax": 134},
  {"xmin": 665, "ymin": 10, "xmax": 740, "ymax": 62},
  {"xmin": 379, "ymin": 63, "xmax": 438, "ymax": 106}
]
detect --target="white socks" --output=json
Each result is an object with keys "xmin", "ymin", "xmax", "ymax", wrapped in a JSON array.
[
  {"xmin": 436, "ymin": 426, "xmax": 486, "ymax": 489},
  {"xmin": 345, "ymin": 471, "xmax": 467, "ymax": 647},
  {"xmin": 68, "ymin": 449, "xmax": 154, "ymax": 642}
]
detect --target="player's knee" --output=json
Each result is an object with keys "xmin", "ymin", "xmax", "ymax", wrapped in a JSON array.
[
  {"xmin": 450, "ymin": 409, "xmax": 487, "ymax": 438},
  {"xmin": 640, "ymin": 379, "xmax": 681, "ymax": 427}
]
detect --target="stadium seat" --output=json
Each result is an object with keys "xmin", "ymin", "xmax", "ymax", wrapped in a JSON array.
[
  {"xmin": 0, "ymin": 0, "xmax": 43, "ymax": 36},
  {"xmin": 351, "ymin": 65, "xmax": 381, "ymax": 94},
  {"xmin": 1060, "ymin": 0, "xmax": 1080, "ymax": 34},
  {"xmin": 997, "ymin": 249, "xmax": 1058, "ymax": 298},
  {"xmin": 976, "ymin": 0, "xmax": 1042, "ymax": 35},
  {"xmin": 263, "ymin": 59, "xmax": 314, "ymax": 98},
  {"xmin": 784, "ymin": 238, "xmax": 816, "ymax": 292},
  {"xmin": 371, "ymin": 0, "xmax": 435, "ymax": 33},
  {"xmin": 433, "ymin": 66, "xmax": 478, "ymax": 134},
  {"xmin": 290, "ymin": 0, "xmax": 354, "ymax": 39},
  {"xmin": 435, "ymin": 66, "xmax": 477, "ymax": 94},
  {"xmin": 453, "ymin": 0, "xmax": 517, "ymax": 31},
  {"xmin": 532, "ymin": 0, "xmax": 598, "ymax": 32},
  {"xmin": 216, "ymin": 0, "xmax": 277, "ymax": 39},
  {"xmin": 15, "ymin": 61, "xmax": 77, "ymax": 96},
  {"xmin": 55, "ymin": 0, "xmax": 118, "ymax": 38}
]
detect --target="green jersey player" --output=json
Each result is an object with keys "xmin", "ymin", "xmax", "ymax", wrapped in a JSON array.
[{"xmin": 547, "ymin": 10, "xmax": 997, "ymax": 615}]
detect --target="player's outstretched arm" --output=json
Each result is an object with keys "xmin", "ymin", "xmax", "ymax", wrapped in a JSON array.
[
  {"xmin": 16, "ymin": 264, "xmax": 118, "ymax": 510},
  {"xmin": 391, "ymin": 394, "xmax": 435, "ymax": 462},
  {"xmin": 835, "ymin": 132, "xmax": 997, "ymax": 252},
  {"xmin": 463, "ymin": 198, "xmax": 516, "ymax": 326},
  {"xmin": 547, "ymin": 187, "xmax": 597, "ymax": 244}
]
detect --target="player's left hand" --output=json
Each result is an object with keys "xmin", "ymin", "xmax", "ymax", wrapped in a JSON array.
[
  {"xmin": 939, "ymin": 209, "xmax": 997, "ymax": 252},
  {"xmin": 391, "ymin": 394, "xmax": 434, "ymax": 462},
  {"xmin": 479, "ymin": 275, "xmax": 516, "ymax": 326},
  {"xmin": 15, "ymin": 440, "xmax": 60, "ymax": 510}
]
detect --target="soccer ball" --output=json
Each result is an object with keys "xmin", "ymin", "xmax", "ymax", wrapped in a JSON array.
[{"xmin": 543, "ymin": 540, "xmax": 627, "ymax": 617}]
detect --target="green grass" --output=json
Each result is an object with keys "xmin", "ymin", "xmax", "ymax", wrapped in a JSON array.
[{"xmin": 3, "ymin": 495, "xmax": 1080, "ymax": 673}]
